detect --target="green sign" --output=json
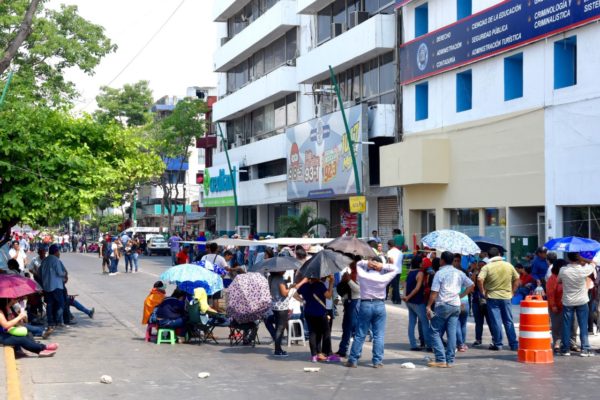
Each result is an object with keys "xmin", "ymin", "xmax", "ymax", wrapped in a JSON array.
[{"xmin": 204, "ymin": 196, "xmax": 235, "ymax": 207}]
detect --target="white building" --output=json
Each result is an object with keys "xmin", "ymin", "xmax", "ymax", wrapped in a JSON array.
[
  {"xmin": 210, "ymin": 0, "xmax": 400, "ymax": 240},
  {"xmin": 381, "ymin": 0, "xmax": 600, "ymax": 262}
]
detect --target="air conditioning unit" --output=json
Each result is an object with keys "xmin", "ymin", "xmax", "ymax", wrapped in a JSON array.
[
  {"xmin": 331, "ymin": 23, "xmax": 344, "ymax": 38},
  {"xmin": 220, "ymin": 37, "xmax": 230, "ymax": 46},
  {"xmin": 349, "ymin": 11, "xmax": 369, "ymax": 29}
]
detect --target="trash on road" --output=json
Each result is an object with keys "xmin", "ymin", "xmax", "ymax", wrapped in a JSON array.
[
  {"xmin": 100, "ymin": 375, "xmax": 113, "ymax": 384},
  {"xmin": 303, "ymin": 367, "xmax": 320, "ymax": 372},
  {"xmin": 198, "ymin": 372, "xmax": 210, "ymax": 379},
  {"xmin": 401, "ymin": 362, "xmax": 416, "ymax": 369}
]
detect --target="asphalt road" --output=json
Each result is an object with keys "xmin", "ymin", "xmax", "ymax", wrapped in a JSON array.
[{"xmin": 16, "ymin": 253, "xmax": 600, "ymax": 400}]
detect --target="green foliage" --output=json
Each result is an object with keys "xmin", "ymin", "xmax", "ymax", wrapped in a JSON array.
[
  {"xmin": 94, "ymin": 81, "xmax": 154, "ymax": 127},
  {"xmin": 278, "ymin": 207, "xmax": 329, "ymax": 237},
  {"xmin": 89, "ymin": 214, "xmax": 123, "ymax": 234},
  {"xmin": 1, "ymin": 1, "xmax": 116, "ymax": 105}
]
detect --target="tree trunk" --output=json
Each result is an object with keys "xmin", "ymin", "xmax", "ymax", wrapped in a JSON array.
[
  {"xmin": 0, "ymin": 0, "xmax": 42, "ymax": 76},
  {"xmin": 0, "ymin": 218, "xmax": 20, "ymax": 247}
]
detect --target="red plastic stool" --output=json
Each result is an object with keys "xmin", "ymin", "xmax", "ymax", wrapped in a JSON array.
[{"xmin": 145, "ymin": 323, "xmax": 158, "ymax": 342}]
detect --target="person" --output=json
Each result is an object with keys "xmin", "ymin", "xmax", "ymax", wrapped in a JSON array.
[
  {"xmin": 452, "ymin": 254, "xmax": 470, "ymax": 352},
  {"xmin": 477, "ymin": 247, "xmax": 519, "ymax": 351},
  {"xmin": 346, "ymin": 258, "xmax": 399, "ymax": 368},
  {"xmin": 426, "ymin": 251, "xmax": 474, "ymax": 368},
  {"xmin": 471, "ymin": 260, "xmax": 492, "ymax": 347},
  {"xmin": 155, "ymin": 289, "xmax": 187, "ymax": 340},
  {"xmin": 175, "ymin": 246, "xmax": 190, "ymax": 265},
  {"xmin": 39, "ymin": 245, "xmax": 68, "ymax": 328},
  {"xmin": 268, "ymin": 271, "xmax": 290, "ymax": 357},
  {"xmin": 393, "ymin": 228, "xmax": 405, "ymax": 249},
  {"xmin": 370, "ymin": 230, "xmax": 381, "ymax": 244},
  {"xmin": 201, "ymin": 243, "xmax": 230, "ymax": 310},
  {"xmin": 168, "ymin": 232, "xmax": 182, "ymax": 266},
  {"xmin": 67, "ymin": 294, "xmax": 95, "ymax": 319},
  {"xmin": 558, "ymin": 252, "xmax": 596, "ymax": 357},
  {"xmin": 531, "ymin": 246, "xmax": 549, "ymax": 289},
  {"xmin": 515, "ymin": 263, "xmax": 535, "ymax": 297},
  {"xmin": 296, "ymin": 275, "xmax": 339, "ymax": 363},
  {"xmin": 8, "ymin": 240, "xmax": 28, "ymax": 272},
  {"xmin": 19, "ymin": 235, "xmax": 31, "ymax": 253},
  {"xmin": 195, "ymin": 231, "xmax": 207, "ymax": 261},
  {"xmin": 0, "ymin": 298, "xmax": 58, "ymax": 357},
  {"xmin": 386, "ymin": 239, "xmax": 403, "ymax": 304},
  {"xmin": 342, "ymin": 228, "xmax": 352, "ymax": 237},
  {"xmin": 123, "ymin": 234, "xmax": 133, "ymax": 273},
  {"xmin": 129, "ymin": 237, "xmax": 141, "ymax": 273},
  {"xmin": 334, "ymin": 261, "xmax": 361, "ymax": 357},
  {"xmin": 71, "ymin": 234, "xmax": 78, "ymax": 253},
  {"xmin": 99, "ymin": 234, "xmax": 111, "ymax": 274},
  {"xmin": 108, "ymin": 238, "xmax": 121, "ymax": 276},
  {"xmin": 142, "ymin": 281, "xmax": 167, "ymax": 325},
  {"xmin": 546, "ymin": 259, "xmax": 578, "ymax": 352},
  {"xmin": 403, "ymin": 256, "xmax": 432, "ymax": 351}
]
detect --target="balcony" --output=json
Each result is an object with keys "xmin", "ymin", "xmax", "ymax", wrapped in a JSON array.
[
  {"xmin": 297, "ymin": 0, "xmax": 335, "ymax": 14},
  {"xmin": 214, "ymin": 0, "xmax": 299, "ymax": 72},
  {"xmin": 212, "ymin": 66, "xmax": 297, "ymax": 121},
  {"xmin": 214, "ymin": 133, "xmax": 287, "ymax": 168},
  {"xmin": 238, "ymin": 175, "xmax": 288, "ymax": 206},
  {"xmin": 197, "ymin": 135, "xmax": 217, "ymax": 149},
  {"xmin": 213, "ymin": 0, "xmax": 249, "ymax": 22},
  {"xmin": 296, "ymin": 13, "xmax": 395, "ymax": 83}
]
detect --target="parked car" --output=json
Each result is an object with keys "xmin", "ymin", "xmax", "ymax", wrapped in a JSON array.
[{"xmin": 146, "ymin": 236, "xmax": 170, "ymax": 256}]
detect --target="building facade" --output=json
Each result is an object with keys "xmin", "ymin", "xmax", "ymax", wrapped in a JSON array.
[
  {"xmin": 381, "ymin": 0, "xmax": 600, "ymax": 262},
  {"xmin": 209, "ymin": 0, "xmax": 400, "ymax": 241}
]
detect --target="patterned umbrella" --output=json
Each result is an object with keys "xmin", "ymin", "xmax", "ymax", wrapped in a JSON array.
[
  {"xmin": 0, "ymin": 275, "xmax": 41, "ymax": 298},
  {"xmin": 422, "ymin": 230, "xmax": 481, "ymax": 255},
  {"xmin": 226, "ymin": 273, "xmax": 271, "ymax": 324},
  {"xmin": 160, "ymin": 262, "xmax": 223, "ymax": 295}
]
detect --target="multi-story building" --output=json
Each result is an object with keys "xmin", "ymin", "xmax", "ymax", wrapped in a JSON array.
[
  {"xmin": 381, "ymin": 0, "xmax": 600, "ymax": 261},
  {"xmin": 209, "ymin": 0, "xmax": 400, "ymax": 240}
]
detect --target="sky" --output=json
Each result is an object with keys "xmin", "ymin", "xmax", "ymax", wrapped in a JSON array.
[{"xmin": 48, "ymin": 0, "xmax": 218, "ymax": 111}]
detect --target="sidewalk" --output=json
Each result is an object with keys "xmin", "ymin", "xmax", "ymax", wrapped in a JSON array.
[{"xmin": 0, "ymin": 347, "xmax": 6, "ymax": 400}]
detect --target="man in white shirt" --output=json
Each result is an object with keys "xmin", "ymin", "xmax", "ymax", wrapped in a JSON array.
[
  {"xmin": 558, "ymin": 252, "xmax": 597, "ymax": 357},
  {"xmin": 8, "ymin": 240, "xmax": 28, "ymax": 272},
  {"xmin": 386, "ymin": 240, "xmax": 403, "ymax": 304}
]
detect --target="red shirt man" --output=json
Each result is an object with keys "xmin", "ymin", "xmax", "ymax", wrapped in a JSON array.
[{"xmin": 175, "ymin": 247, "xmax": 190, "ymax": 265}]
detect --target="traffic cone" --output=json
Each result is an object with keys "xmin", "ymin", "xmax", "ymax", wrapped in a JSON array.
[{"xmin": 518, "ymin": 295, "xmax": 553, "ymax": 364}]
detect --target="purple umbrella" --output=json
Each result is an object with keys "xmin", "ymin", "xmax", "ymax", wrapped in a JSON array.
[
  {"xmin": 226, "ymin": 273, "xmax": 271, "ymax": 324},
  {"xmin": 0, "ymin": 275, "xmax": 41, "ymax": 298}
]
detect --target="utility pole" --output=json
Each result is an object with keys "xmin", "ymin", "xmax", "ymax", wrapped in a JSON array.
[
  {"xmin": 216, "ymin": 123, "xmax": 239, "ymax": 228},
  {"xmin": 0, "ymin": 71, "xmax": 14, "ymax": 109}
]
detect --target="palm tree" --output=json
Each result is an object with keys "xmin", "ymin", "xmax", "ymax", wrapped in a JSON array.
[{"xmin": 278, "ymin": 207, "xmax": 329, "ymax": 237}]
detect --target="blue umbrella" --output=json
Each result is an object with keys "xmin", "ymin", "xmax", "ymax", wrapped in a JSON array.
[
  {"xmin": 160, "ymin": 262, "xmax": 223, "ymax": 295},
  {"xmin": 422, "ymin": 229, "xmax": 481, "ymax": 255},
  {"xmin": 544, "ymin": 236, "xmax": 600, "ymax": 253}
]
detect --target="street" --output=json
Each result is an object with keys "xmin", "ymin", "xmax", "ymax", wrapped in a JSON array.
[{"xmin": 15, "ymin": 253, "xmax": 600, "ymax": 400}]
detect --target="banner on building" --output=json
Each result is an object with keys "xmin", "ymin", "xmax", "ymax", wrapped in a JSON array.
[
  {"xmin": 340, "ymin": 210, "xmax": 358, "ymax": 235},
  {"xmin": 286, "ymin": 105, "xmax": 366, "ymax": 201},
  {"xmin": 349, "ymin": 196, "xmax": 367, "ymax": 213},
  {"xmin": 203, "ymin": 162, "xmax": 239, "ymax": 207},
  {"xmin": 400, "ymin": 0, "xmax": 600, "ymax": 84}
]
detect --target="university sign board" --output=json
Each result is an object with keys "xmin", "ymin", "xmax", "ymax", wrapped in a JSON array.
[
  {"xmin": 203, "ymin": 162, "xmax": 239, "ymax": 207},
  {"xmin": 286, "ymin": 104, "xmax": 366, "ymax": 201},
  {"xmin": 400, "ymin": 0, "xmax": 600, "ymax": 84}
]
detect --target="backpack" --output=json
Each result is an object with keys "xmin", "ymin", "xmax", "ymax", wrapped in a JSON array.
[{"xmin": 336, "ymin": 280, "xmax": 351, "ymax": 299}]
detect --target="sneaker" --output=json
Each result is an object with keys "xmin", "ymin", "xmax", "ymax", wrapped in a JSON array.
[
  {"xmin": 45, "ymin": 343, "xmax": 59, "ymax": 351},
  {"xmin": 89, "ymin": 308, "xmax": 95, "ymax": 319},
  {"xmin": 108, "ymin": 273, "xmax": 116, "ymax": 276},
  {"xmin": 345, "ymin": 361, "xmax": 357, "ymax": 368},
  {"xmin": 427, "ymin": 361, "xmax": 448, "ymax": 368},
  {"xmin": 559, "ymin": 351, "xmax": 571, "ymax": 356},
  {"xmin": 274, "ymin": 350, "xmax": 288, "ymax": 357},
  {"xmin": 472, "ymin": 340, "xmax": 482, "ymax": 346},
  {"xmin": 488, "ymin": 344, "xmax": 502, "ymax": 351},
  {"xmin": 327, "ymin": 354, "xmax": 341, "ymax": 362},
  {"xmin": 372, "ymin": 363, "xmax": 383, "ymax": 368},
  {"xmin": 457, "ymin": 345, "xmax": 467, "ymax": 352},
  {"xmin": 580, "ymin": 350, "xmax": 595, "ymax": 357},
  {"xmin": 42, "ymin": 327, "xmax": 54, "ymax": 339},
  {"xmin": 317, "ymin": 353, "xmax": 328, "ymax": 362},
  {"xmin": 38, "ymin": 350, "xmax": 56, "ymax": 357},
  {"xmin": 311, "ymin": 356, "xmax": 318, "ymax": 363},
  {"xmin": 570, "ymin": 345, "xmax": 581, "ymax": 353}
]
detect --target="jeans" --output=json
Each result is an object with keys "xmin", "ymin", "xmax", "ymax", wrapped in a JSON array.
[
  {"xmin": 386, "ymin": 275, "xmax": 401, "ymax": 304},
  {"xmin": 561, "ymin": 304, "xmax": 590, "ymax": 353},
  {"xmin": 158, "ymin": 317, "xmax": 185, "ymax": 331},
  {"xmin": 273, "ymin": 310, "xmax": 289, "ymax": 353},
  {"xmin": 25, "ymin": 324, "xmax": 44, "ymax": 337},
  {"xmin": 71, "ymin": 298, "xmax": 92, "ymax": 316},
  {"xmin": 337, "ymin": 299, "xmax": 360, "ymax": 356},
  {"xmin": 132, "ymin": 252, "xmax": 139, "ymax": 272},
  {"xmin": 486, "ymin": 298, "xmax": 518, "ymax": 349},
  {"xmin": 45, "ymin": 289, "xmax": 65, "ymax": 326},
  {"xmin": 456, "ymin": 301, "xmax": 470, "ymax": 347},
  {"xmin": 407, "ymin": 302, "xmax": 431, "ymax": 348},
  {"xmin": 430, "ymin": 302, "xmax": 460, "ymax": 364},
  {"xmin": 472, "ymin": 299, "xmax": 492, "ymax": 342},
  {"xmin": 306, "ymin": 315, "xmax": 332, "ymax": 356},
  {"xmin": 109, "ymin": 257, "xmax": 119, "ymax": 273},
  {"xmin": 348, "ymin": 300, "xmax": 387, "ymax": 366},
  {"xmin": 550, "ymin": 309, "xmax": 577, "ymax": 348},
  {"xmin": 170, "ymin": 249, "xmax": 178, "ymax": 266},
  {"xmin": 264, "ymin": 313, "xmax": 276, "ymax": 341},
  {"xmin": 0, "ymin": 332, "xmax": 45, "ymax": 354},
  {"xmin": 124, "ymin": 253, "xmax": 133, "ymax": 271}
]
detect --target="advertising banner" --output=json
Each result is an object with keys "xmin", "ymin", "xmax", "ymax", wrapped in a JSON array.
[
  {"xmin": 286, "ymin": 105, "xmax": 366, "ymax": 200},
  {"xmin": 203, "ymin": 162, "xmax": 239, "ymax": 207},
  {"xmin": 400, "ymin": 0, "xmax": 600, "ymax": 84}
]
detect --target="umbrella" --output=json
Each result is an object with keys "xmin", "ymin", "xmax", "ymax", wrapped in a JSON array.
[
  {"xmin": 470, "ymin": 236, "xmax": 507, "ymax": 254},
  {"xmin": 160, "ymin": 263, "xmax": 223, "ymax": 295},
  {"xmin": 248, "ymin": 256, "xmax": 302, "ymax": 273},
  {"xmin": 0, "ymin": 275, "xmax": 41, "ymax": 298},
  {"xmin": 298, "ymin": 249, "xmax": 353, "ymax": 279},
  {"xmin": 422, "ymin": 230, "xmax": 481, "ymax": 255},
  {"xmin": 324, "ymin": 236, "xmax": 377, "ymax": 258},
  {"xmin": 226, "ymin": 273, "xmax": 272, "ymax": 323},
  {"xmin": 544, "ymin": 236, "xmax": 600, "ymax": 253}
]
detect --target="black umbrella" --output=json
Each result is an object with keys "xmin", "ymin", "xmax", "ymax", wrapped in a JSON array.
[
  {"xmin": 248, "ymin": 256, "xmax": 302, "ymax": 273},
  {"xmin": 297, "ymin": 249, "xmax": 353, "ymax": 279},
  {"xmin": 470, "ymin": 236, "xmax": 507, "ymax": 254},
  {"xmin": 324, "ymin": 236, "xmax": 377, "ymax": 258}
]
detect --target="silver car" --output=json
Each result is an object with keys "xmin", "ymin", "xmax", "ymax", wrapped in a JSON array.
[{"xmin": 146, "ymin": 236, "xmax": 170, "ymax": 256}]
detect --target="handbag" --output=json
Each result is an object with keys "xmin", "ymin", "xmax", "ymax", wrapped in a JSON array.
[{"xmin": 8, "ymin": 326, "xmax": 28, "ymax": 337}]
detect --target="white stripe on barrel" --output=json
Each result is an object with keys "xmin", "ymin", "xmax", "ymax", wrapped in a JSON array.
[
  {"xmin": 520, "ymin": 307, "xmax": 548, "ymax": 315},
  {"xmin": 519, "ymin": 330, "xmax": 551, "ymax": 339}
]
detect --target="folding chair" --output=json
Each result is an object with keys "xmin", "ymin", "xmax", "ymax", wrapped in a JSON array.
[{"xmin": 229, "ymin": 320, "xmax": 261, "ymax": 347}]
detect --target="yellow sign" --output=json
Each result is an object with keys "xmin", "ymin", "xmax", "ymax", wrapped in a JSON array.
[{"xmin": 349, "ymin": 196, "xmax": 366, "ymax": 213}]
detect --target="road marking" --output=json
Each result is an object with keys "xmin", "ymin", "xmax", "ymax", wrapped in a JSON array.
[{"xmin": 4, "ymin": 346, "xmax": 22, "ymax": 400}]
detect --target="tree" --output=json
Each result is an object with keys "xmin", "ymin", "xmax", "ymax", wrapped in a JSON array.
[
  {"xmin": 278, "ymin": 207, "xmax": 329, "ymax": 237},
  {"xmin": 94, "ymin": 81, "xmax": 154, "ymax": 127},
  {"xmin": 146, "ymin": 98, "xmax": 209, "ymax": 232},
  {"xmin": 0, "ymin": 1, "xmax": 116, "ymax": 105},
  {"xmin": 0, "ymin": 103, "xmax": 164, "ymax": 245}
]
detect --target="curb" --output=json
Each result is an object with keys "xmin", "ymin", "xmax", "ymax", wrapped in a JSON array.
[{"xmin": 4, "ymin": 347, "xmax": 22, "ymax": 400}]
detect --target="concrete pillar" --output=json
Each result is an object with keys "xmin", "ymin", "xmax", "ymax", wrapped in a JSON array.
[{"xmin": 257, "ymin": 205, "xmax": 269, "ymax": 236}]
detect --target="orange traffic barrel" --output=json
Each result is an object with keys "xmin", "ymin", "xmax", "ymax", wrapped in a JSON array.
[{"xmin": 518, "ymin": 295, "xmax": 553, "ymax": 364}]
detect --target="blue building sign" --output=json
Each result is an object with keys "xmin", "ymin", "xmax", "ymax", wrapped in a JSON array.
[{"xmin": 400, "ymin": 0, "xmax": 600, "ymax": 84}]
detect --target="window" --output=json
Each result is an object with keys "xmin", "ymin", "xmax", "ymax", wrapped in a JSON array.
[
  {"xmin": 554, "ymin": 36, "xmax": 577, "ymax": 89},
  {"xmin": 226, "ymin": 0, "xmax": 281, "ymax": 40},
  {"xmin": 317, "ymin": 7, "xmax": 332, "ymax": 43},
  {"xmin": 362, "ymin": 59, "xmax": 378, "ymax": 99},
  {"xmin": 415, "ymin": 82, "xmax": 428, "ymax": 121},
  {"xmin": 285, "ymin": 29, "xmax": 297, "ymax": 61},
  {"xmin": 274, "ymin": 98, "xmax": 286, "ymax": 129},
  {"xmin": 457, "ymin": 0, "xmax": 471, "ymax": 20},
  {"xmin": 504, "ymin": 53, "xmax": 523, "ymax": 101},
  {"xmin": 563, "ymin": 206, "xmax": 600, "ymax": 241},
  {"xmin": 456, "ymin": 70, "xmax": 472, "ymax": 112},
  {"xmin": 484, "ymin": 208, "xmax": 506, "ymax": 244},
  {"xmin": 450, "ymin": 208, "xmax": 479, "ymax": 237},
  {"xmin": 286, "ymin": 94, "xmax": 297, "ymax": 125},
  {"xmin": 257, "ymin": 159, "xmax": 287, "ymax": 179},
  {"xmin": 379, "ymin": 52, "xmax": 395, "ymax": 93},
  {"xmin": 415, "ymin": 3, "xmax": 428, "ymax": 38}
]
